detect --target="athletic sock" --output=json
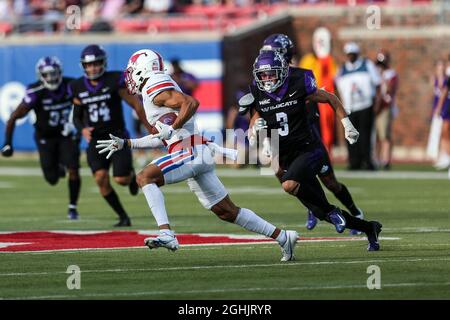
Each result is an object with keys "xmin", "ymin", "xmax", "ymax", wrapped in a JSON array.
[
  {"xmin": 275, "ymin": 230, "xmax": 287, "ymax": 245},
  {"xmin": 142, "ymin": 183, "xmax": 170, "ymax": 226},
  {"xmin": 68, "ymin": 178, "xmax": 81, "ymax": 207},
  {"xmin": 333, "ymin": 184, "xmax": 360, "ymax": 216},
  {"xmin": 340, "ymin": 210, "xmax": 372, "ymax": 233},
  {"xmin": 103, "ymin": 189, "xmax": 128, "ymax": 219},
  {"xmin": 234, "ymin": 208, "xmax": 276, "ymax": 238}
]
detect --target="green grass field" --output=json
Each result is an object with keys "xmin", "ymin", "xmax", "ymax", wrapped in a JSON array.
[{"xmin": 0, "ymin": 157, "xmax": 449, "ymax": 300}]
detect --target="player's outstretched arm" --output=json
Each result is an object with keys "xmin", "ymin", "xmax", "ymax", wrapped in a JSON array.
[
  {"xmin": 118, "ymin": 88, "xmax": 153, "ymax": 134},
  {"xmin": 1, "ymin": 102, "xmax": 30, "ymax": 157},
  {"xmin": 307, "ymin": 89, "xmax": 359, "ymax": 144},
  {"xmin": 153, "ymin": 89, "xmax": 199, "ymax": 130},
  {"xmin": 96, "ymin": 133, "xmax": 163, "ymax": 159}
]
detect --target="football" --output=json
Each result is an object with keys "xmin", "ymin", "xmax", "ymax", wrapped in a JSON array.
[{"xmin": 150, "ymin": 112, "xmax": 178, "ymax": 134}]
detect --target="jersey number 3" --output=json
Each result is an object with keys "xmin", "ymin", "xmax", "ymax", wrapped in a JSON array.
[{"xmin": 276, "ymin": 112, "xmax": 289, "ymax": 136}]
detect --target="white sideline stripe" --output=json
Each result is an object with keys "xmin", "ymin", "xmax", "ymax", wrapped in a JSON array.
[
  {"xmin": 0, "ymin": 256, "xmax": 448, "ymax": 277},
  {"xmin": 0, "ymin": 167, "xmax": 448, "ymax": 180},
  {"xmin": 3, "ymin": 281, "xmax": 450, "ymax": 300}
]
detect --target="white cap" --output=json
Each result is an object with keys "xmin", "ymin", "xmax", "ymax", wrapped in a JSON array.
[{"xmin": 344, "ymin": 42, "xmax": 360, "ymax": 54}]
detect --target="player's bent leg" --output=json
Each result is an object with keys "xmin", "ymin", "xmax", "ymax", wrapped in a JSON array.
[
  {"xmin": 210, "ymin": 195, "xmax": 299, "ymax": 262},
  {"xmin": 114, "ymin": 176, "xmax": 131, "ymax": 186},
  {"xmin": 67, "ymin": 168, "xmax": 81, "ymax": 220},
  {"xmin": 281, "ymin": 180, "xmax": 300, "ymax": 195},
  {"xmin": 138, "ymin": 164, "xmax": 179, "ymax": 251},
  {"xmin": 320, "ymin": 172, "xmax": 364, "ymax": 234},
  {"xmin": 94, "ymin": 169, "xmax": 131, "ymax": 227},
  {"xmin": 42, "ymin": 168, "xmax": 59, "ymax": 186}
]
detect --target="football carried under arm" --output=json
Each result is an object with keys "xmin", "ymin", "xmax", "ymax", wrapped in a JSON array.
[
  {"xmin": 307, "ymin": 89, "xmax": 359, "ymax": 144},
  {"xmin": 151, "ymin": 89, "xmax": 199, "ymax": 140}
]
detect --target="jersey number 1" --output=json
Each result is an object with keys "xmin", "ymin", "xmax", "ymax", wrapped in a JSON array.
[{"xmin": 276, "ymin": 112, "xmax": 289, "ymax": 136}]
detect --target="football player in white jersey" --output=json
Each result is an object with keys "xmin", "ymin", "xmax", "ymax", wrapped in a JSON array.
[{"xmin": 96, "ymin": 49, "xmax": 299, "ymax": 262}]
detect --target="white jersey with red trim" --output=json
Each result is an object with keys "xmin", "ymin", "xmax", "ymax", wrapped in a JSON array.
[{"xmin": 142, "ymin": 72, "xmax": 197, "ymax": 146}]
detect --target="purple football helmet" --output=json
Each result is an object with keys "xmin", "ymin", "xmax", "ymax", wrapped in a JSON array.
[
  {"xmin": 35, "ymin": 56, "xmax": 63, "ymax": 91},
  {"xmin": 260, "ymin": 34, "xmax": 295, "ymax": 64},
  {"xmin": 80, "ymin": 44, "xmax": 107, "ymax": 80},
  {"xmin": 253, "ymin": 50, "xmax": 288, "ymax": 93}
]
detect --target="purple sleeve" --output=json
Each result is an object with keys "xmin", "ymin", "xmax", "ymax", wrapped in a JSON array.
[
  {"xmin": 22, "ymin": 87, "xmax": 39, "ymax": 109},
  {"xmin": 304, "ymin": 70, "xmax": 317, "ymax": 96},
  {"xmin": 118, "ymin": 72, "xmax": 126, "ymax": 89}
]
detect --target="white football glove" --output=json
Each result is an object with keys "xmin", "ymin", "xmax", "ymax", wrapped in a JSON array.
[
  {"xmin": 96, "ymin": 134, "xmax": 126, "ymax": 159},
  {"xmin": 341, "ymin": 117, "xmax": 359, "ymax": 145},
  {"xmin": 61, "ymin": 122, "xmax": 75, "ymax": 137},
  {"xmin": 252, "ymin": 118, "xmax": 268, "ymax": 136},
  {"xmin": 153, "ymin": 121, "xmax": 175, "ymax": 140},
  {"xmin": 262, "ymin": 137, "xmax": 272, "ymax": 158}
]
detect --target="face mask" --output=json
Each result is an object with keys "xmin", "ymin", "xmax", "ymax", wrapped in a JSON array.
[{"xmin": 446, "ymin": 66, "xmax": 450, "ymax": 77}]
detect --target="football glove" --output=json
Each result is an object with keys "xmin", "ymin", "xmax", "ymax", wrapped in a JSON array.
[
  {"xmin": 96, "ymin": 134, "xmax": 126, "ymax": 160},
  {"xmin": 61, "ymin": 122, "xmax": 75, "ymax": 137},
  {"xmin": 341, "ymin": 117, "xmax": 359, "ymax": 145},
  {"xmin": 1, "ymin": 143, "xmax": 13, "ymax": 157},
  {"xmin": 252, "ymin": 118, "xmax": 268, "ymax": 136},
  {"xmin": 153, "ymin": 121, "xmax": 175, "ymax": 140}
]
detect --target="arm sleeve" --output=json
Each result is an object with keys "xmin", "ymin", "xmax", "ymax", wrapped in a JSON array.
[
  {"xmin": 304, "ymin": 69, "xmax": 318, "ymax": 95},
  {"xmin": 22, "ymin": 86, "xmax": 40, "ymax": 110},
  {"xmin": 129, "ymin": 134, "xmax": 164, "ymax": 149},
  {"xmin": 72, "ymin": 104, "xmax": 85, "ymax": 132}
]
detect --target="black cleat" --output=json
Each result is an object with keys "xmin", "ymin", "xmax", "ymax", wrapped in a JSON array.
[
  {"xmin": 366, "ymin": 221, "xmax": 382, "ymax": 251},
  {"xmin": 114, "ymin": 216, "xmax": 132, "ymax": 227},
  {"xmin": 129, "ymin": 170, "xmax": 139, "ymax": 196}
]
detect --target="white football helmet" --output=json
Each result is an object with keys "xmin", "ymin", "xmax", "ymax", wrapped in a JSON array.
[{"xmin": 125, "ymin": 49, "xmax": 165, "ymax": 95}]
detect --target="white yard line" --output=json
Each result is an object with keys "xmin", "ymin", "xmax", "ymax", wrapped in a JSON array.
[
  {"xmin": 0, "ymin": 256, "xmax": 448, "ymax": 277},
  {"xmin": 0, "ymin": 167, "xmax": 448, "ymax": 180},
  {"xmin": 3, "ymin": 281, "xmax": 450, "ymax": 300}
]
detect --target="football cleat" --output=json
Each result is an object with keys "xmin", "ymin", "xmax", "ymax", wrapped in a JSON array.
[
  {"xmin": 114, "ymin": 216, "xmax": 132, "ymax": 227},
  {"xmin": 305, "ymin": 210, "xmax": 318, "ymax": 230},
  {"xmin": 366, "ymin": 221, "xmax": 382, "ymax": 251},
  {"xmin": 327, "ymin": 207, "xmax": 346, "ymax": 233},
  {"xmin": 349, "ymin": 208, "xmax": 364, "ymax": 235},
  {"xmin": 67, "ymin": 208, "xmax": 79, "ymax": 220},
  {"xmin": 280, "ymin": 230, "xmax": 299, "ymax": 262},
  {"xmin": 144, "ymin": 232, "xmax": 179, "ymax": 252},
  {"xmin": 129, "ymin": 170, "xmax": 139, "ymax": 196}
]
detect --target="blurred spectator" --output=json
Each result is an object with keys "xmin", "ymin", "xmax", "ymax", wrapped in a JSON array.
[
  {"xmin": 101, "ymin": 0, "xmax": 125, "ymax": 21},
  {"xmin": 335, "ymin": 42, "xmax": 382, "ymax": 171},
  {"xmin": 121, "ymin": 0, "xmax": 144, "ymax": 16},
  {"xmin": 82, "ymin": 0, "xmax": 114, "ymax": 32},
  {"xmin": 299, "ymin": 27, "xmax": 337, "ymax": 158},
  {"xmin": 170, "ymin": 59, "xmax": 199, "ymax": 96},
  {"xmin": 374, "ymin": 49, "xmax": 398, "ymax": 170},
  {"xmin": 432, "ymin": 57, "xmax": 450, "ymax": 170}
]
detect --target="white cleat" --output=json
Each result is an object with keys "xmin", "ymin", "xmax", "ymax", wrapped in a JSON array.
[
  {"xmin": 280, "ymin": 230, "xmax": 299, "ymax": 262},
  {"xmin": 144, "ymin": 233, "xmax": 179, "ymax": 252}
]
